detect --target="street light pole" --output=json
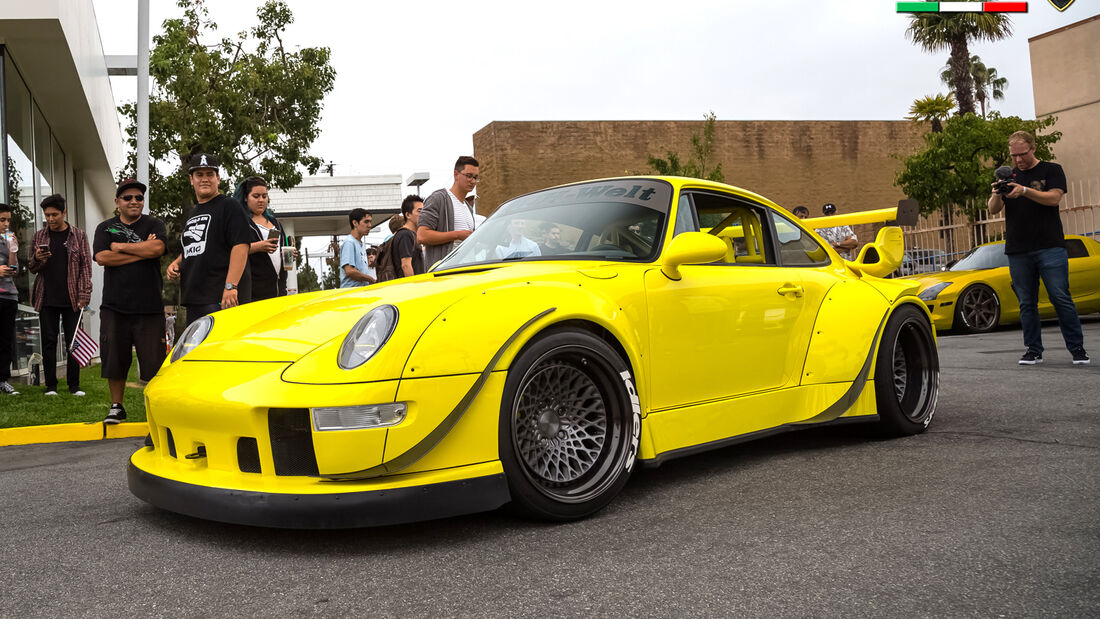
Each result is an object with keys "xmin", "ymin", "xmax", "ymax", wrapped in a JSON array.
[{"xmin": 137, "ymin": 0, "xmax": 150, "ymax": 213}]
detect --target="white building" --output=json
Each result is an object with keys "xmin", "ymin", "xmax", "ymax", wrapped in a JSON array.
[
  {"xmin": 2, "ymin": 0, "xmax": 124, "ymax": 377},
  {"xmin": 270, "ymin": 175, "xmax": 404, "ymax": 239}
]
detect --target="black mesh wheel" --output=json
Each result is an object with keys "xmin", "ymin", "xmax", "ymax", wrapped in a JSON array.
[
  {"xmin": 500, "ymin": 328, "xmax": 640, "ymax": 521},
  {"xmin": 875, "ymin": 305, "xmax": 939, "ymax": 436}
]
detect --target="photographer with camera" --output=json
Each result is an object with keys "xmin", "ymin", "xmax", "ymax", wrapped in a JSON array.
[{"xmin": 988, "ymin": 130, "xmax": 1088, "ymax": 366}]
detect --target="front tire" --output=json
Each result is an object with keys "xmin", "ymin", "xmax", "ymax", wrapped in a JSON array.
[
  {"xmin": 954, "ymin": 284, "xmax": 1000, "ymax": 333},
  {"xmin": 875, "ymin": 305, "xmax": 939, "ymax": 437},
  {"xmin": 499, "ymin": 329, "xmax": 640, "ymax": 521}
]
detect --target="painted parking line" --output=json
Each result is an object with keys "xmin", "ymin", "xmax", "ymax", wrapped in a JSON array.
[{"xmin": 0, "ymin": 422, "xmax": 148, "ymax": 447}]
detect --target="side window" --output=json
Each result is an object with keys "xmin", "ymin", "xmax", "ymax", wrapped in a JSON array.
[
  {"xmin": 1066, "ymin": 239, "xmax": 1087, "ymax": 259},
  {"xmin": 771, "ymin": 213, "xmax": 829, "ymax": 266},
  {"xmin": 672, "ymin": 193, "xmax": 697, "ymax": 237},
  {"xmin": 689, "ymin": 192, "xmax": 775, "ymax": 265}
]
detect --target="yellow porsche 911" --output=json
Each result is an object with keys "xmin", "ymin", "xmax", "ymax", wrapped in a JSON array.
[
  {"xmin": 129, "ymin": 177, "xmax": 939, "ymax": 528},
  {"xmin": 905, "ymin": 235, "xmax": 1100, "ymax": 334}
]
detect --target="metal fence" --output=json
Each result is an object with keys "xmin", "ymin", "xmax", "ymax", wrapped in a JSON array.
[{"xmin": 900, "ymin": 177, "xmax": 1100, "ymax": 266}]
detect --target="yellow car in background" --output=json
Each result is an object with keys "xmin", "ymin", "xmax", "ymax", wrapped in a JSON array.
[
  {"xmin": 129, "ymin": 177, "xmax": 939, "ymax": 529},
  {"xmin": 906, "ymin": 235, "xmax": 1100, "ymax": 334}
]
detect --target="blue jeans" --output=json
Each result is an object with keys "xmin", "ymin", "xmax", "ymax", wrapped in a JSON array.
[{"xmin": 1007, "ymin": 247, "xmax": 1084, "ymax": 354}]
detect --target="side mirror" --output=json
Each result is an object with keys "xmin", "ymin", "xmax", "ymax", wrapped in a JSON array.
[
  {"xmin": 847, "ymin": 226, "xmax": 904, "ymax": 278},
  {"xmin": 661, "ymin": 232, "xmax": 728, "ymax": 280}
]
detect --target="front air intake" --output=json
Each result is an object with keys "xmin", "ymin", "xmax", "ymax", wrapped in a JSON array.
[
  {"xmin": 237, "ymin": 437, "xmax": 262, "ymax": 473},
  {"xmin": 268, "ymin": 408, "xmax": 319, "ymax": 476}
]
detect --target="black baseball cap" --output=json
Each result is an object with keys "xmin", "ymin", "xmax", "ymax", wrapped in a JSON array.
[
  {"xmin": 822, "ymin": 203, "xmax": 837, "ymax": 215},
  {"xmin": 116, "ymin": 178, "xmax": 147, "ymax": 197},
  {"xmin": 188, "ymin": 153, "xmax": 220, "ymax": 172}
]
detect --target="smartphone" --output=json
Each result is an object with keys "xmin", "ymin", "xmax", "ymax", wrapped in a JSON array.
[
  {"xmin": 38, "ymin": 244, "xmax": 50, "ymax": 252},
  {"xmin": 266, "ymin": 228, "xmax": 281, "ymax": 241}
]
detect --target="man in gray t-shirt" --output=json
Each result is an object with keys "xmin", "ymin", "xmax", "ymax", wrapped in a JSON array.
[
  {"xmin": 418, "ymin": 155, "xmax": 478, "ymax": 269},
  {"xmin": 0, "ymin": 203, "xmax": 20, "ymax": 395}
]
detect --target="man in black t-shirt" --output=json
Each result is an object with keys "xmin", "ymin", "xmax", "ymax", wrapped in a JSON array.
[
  {"xmin": 167, "ymin": 153, "xmax": 252, "ymax": 325},
  {"xmin": 393, "ymin": 195, "xmax": 425, "ymax": 277},
  {"xmin": 93, "ymin": 179, "xmax": 168, "ymax": 424},
  {"xmin": 988, "ymin": 130, "xmax": 1088, "ymax": 366},
  {"xmin": 27, "ymin": 194, "xmax": 92, "ymax": 396}
]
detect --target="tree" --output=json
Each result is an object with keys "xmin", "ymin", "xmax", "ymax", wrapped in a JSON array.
[
  {"xmin": 939, "ymin": 55, "xmax": 1008, "ymax": 118},
  {"xmin": 296, "ymin": 262, "xmax": 321, "ymax": 293},
  {"xmin": 907, "ymin": 93, "xmax": 956, "ymax": 133},
  {"xmin": 646, "ymin": 111, "xmax": 725, "ymax": 182},
  {"xmin": 906, "ymin": 14, "xmax": 1012, "ymax": 116},
  {"xmin": 973, "ymin": 65, "xmax": 1008, "ymax": 119},
  {"xmin": 895, "ymin": 113, "xmax": 1059, "ymax": 219},
  {"xmin": 117, "ymin": 0, "xmax": 335, "ymax": 304}
]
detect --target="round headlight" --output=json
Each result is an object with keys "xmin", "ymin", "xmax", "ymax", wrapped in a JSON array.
[
  {"xmin": 170, "ymin": 315, "xmax": 213, "ymax": 363},
  {"xmin": 338, "ymin": 305, "xmax": 398, "ymax": 370}
]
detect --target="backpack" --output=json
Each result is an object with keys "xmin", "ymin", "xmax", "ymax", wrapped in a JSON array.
[{"xmin": 374, "ymin": 235, "xmax": 398, "ymax": 282}]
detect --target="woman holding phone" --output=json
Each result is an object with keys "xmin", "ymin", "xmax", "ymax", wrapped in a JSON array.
[{"xmin": 234, "ymin": 176, "xmax": 288, "ymax": 301}]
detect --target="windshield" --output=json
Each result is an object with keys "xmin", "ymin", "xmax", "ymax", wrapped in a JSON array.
[
  {"xmin": 433, "ymin": 179, "xmax": 672, "ymax": 271},
  {"xmin": 949, "ymin": 243, "xmax": 1009, "ymax": 271}
]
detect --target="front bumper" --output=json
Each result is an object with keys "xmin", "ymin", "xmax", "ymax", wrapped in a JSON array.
[
  {"xmin": 133, "ymin": 359, "xmax": 511, "ymax": 526},
  {"xmin": 128, "ymin": 457, "xmax": 509, "ymax": 528},
  {"xmin": 925, "ymin": 299, "xmax": 956, "ymax": 331}
]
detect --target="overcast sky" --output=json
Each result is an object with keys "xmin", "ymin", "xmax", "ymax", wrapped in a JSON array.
[{"xmin": 90, "ymin": 0, "xmax": 1093, "ymax": 246}]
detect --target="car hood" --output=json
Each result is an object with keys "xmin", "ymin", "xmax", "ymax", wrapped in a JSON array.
[
  {"xmin": 181, "ymin": 261, "xmax": 625, "ymax": 363},
  {"xmin": 901, "ymin": 268, "xmax": 986, "ymax": 291}
]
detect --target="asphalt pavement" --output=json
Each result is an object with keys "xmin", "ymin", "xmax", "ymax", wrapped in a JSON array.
[{"xmin": 2, "ymin": 317, "xmax": 1098, "ymax": 617}]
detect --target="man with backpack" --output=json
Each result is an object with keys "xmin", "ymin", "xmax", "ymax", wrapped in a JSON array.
[{"xmin": 389, "ymin": 195, "xmax": 425, "ymax": 279}]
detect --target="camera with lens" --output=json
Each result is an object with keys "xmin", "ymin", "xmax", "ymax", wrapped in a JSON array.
[
  {"xmin": 993, "ymin": 166, "xmax": 1014, "ymax": 195},
  {"xmin": 992, "ymin": 179, "xmax": 1013, "ymax": 195}
]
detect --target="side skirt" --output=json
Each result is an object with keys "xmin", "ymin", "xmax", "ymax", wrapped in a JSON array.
[{"xmin": 639, "ymin": 414, "xmax": 878, "ymax": 469}]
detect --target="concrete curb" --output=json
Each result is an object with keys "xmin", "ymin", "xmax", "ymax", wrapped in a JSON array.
[{"xmin": 0, "ymin": 422, "xmax": 149, "ymax": 447}]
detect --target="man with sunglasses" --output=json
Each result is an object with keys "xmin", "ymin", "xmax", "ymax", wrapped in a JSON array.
[
  {"xmin": 93, "ymin": 179, "xmax": 169, "ymax": 423},
  {"xmin": 418, "ymin": 156, "xmax": 479, "ymax": 269}
]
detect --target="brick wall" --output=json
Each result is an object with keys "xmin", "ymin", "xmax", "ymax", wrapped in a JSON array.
[{"xmin": 473, "ymin": 120, "xmax": 926, "ymax": 244}]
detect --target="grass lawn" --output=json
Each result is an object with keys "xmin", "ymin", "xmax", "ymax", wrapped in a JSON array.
[{"xmin": 0, "ymin": 356, "xmax": 147, "ymax": 428}]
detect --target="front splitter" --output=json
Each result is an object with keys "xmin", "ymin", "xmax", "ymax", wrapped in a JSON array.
[{"xmin": 128, "ymin": 463, "xmax": 510, "ymax": 529}]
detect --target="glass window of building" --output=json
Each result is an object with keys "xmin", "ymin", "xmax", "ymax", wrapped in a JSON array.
[{"xmin": 33, "ymin": 102, "xmax": 53, "ymax": 201}]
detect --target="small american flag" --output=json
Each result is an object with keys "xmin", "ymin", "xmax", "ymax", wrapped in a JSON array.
[{"xmin": 70, "ymin": 311, "xmax": 99, "ymax": 368}]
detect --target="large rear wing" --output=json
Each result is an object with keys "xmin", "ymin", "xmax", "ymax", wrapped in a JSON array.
[{"xmin": 802, "ymin": 199, "xmax": 919, "ymax": 230}]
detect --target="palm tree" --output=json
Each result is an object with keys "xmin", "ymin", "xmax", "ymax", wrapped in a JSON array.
[
  {"xmin": 939, "ymin": 55, "xmax": 1009, "ymax": 118},
  {"xmin": 906, "ymin": 14, "xmax": 1013, "ymax": 116},
  {"xmin": 973, "ymin": 65, "xmax": 1008, "ymax": 118},
  {"xmin": 907, "ymin": 93, "xmax": 956, "ymax": 132}
]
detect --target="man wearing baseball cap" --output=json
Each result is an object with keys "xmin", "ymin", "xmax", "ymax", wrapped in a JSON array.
[
  {"xmin": 167, "ymin": 153, "xmax": 252, "ymax": 324},
  {"xmin": 92, "ymin": 178, "xmax": 168, "ymax": 423}
]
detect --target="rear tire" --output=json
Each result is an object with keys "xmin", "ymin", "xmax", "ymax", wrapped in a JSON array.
[
  {"xmin": 499, "ymin": 329, "xmax": 640, "ymax": 521},
  {"xmin": 875, "ymin": 305, "xmax": 939, "ymax": 437}
]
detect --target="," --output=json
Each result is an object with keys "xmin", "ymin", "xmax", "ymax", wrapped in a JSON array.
[
  {"xmin": 904, "ymin": 234, "xmax": 1100, "ymax": 334},
  {"xmin": 128, "ymin": 177, "xmax": 940, "ymax": 528}
]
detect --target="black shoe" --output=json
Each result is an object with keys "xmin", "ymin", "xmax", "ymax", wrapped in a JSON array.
[
  {"xmin": 104, "ymin": 403, "xmax": 127, "ymax": 425},
  {"xmin": 1071, "ymin": 349, "xmax": 1090, "ymax": 365},
  {"xmin": 0, "ymin": 381, "xmax": 18, "ymax": 395},
  {"xmin": 1019, "ymin": 350, "xmax": 1043, "ymax": 365}
]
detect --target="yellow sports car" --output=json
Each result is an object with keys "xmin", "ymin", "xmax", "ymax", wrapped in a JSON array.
[
  {"xmin": 905, "ymin": 235, "xmax": 1100, "ymax": 334},
  {"xmin": 129, "ymin": 177, "xmax": 939, "ymax": 528}
]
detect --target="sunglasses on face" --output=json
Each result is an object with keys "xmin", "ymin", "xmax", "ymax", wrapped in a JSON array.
[{"xmin": 120, "ymin": 195, "xmax": 145, "ymax": 202}]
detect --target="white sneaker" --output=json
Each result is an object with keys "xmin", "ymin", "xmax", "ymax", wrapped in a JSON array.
[
  {"xmin": 44, "ymin": 390, "xmax": 59, "ymax": 396},
  {"xmin": 71, "ymin": 390, "xmax": 86, "ymax": 397},
  {"xmin": 0, "ymin": 381, "xmax": 18, "ymax": 395}
]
